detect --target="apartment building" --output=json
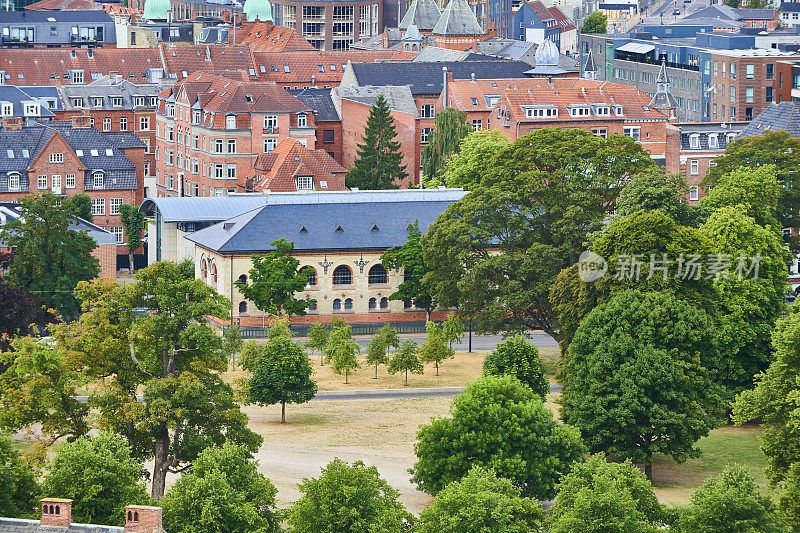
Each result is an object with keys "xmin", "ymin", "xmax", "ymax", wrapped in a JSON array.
[
  {"xmin": 678, "ymin": 122, "xmax": 746, "ymax": 203},
  {"xmin": 272, "ymin": 0, "xmax": 384, "ymax": 50},
  {"xmin": 0, "ymin": 10, "xmax": 116, "ymax": 48},
  {"xmin": 154, "ymin": 72, "xmax": 316, "ymax": 197}
]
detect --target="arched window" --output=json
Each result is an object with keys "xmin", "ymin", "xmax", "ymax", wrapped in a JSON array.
[
  {"xmin": 127, "ymin": 511, "xmax": 132, "ymax": 521},
  {"xmin": 239, "ymin": 301, "xmax": 247, "ymax": 314},
  {"xmin": 380, "ymin": 297, "xmax": 388, "ymax": 309},
  {"xmin": 54, "ymin": 506, "xmax": 59, "ymax": 516},
  {"xmin": 369, "ymin": 297, "xmax": 377, "ymax": 309},
  {"xmin": 238, "ymin": 274, "xmax": 247, "ymax": 284},
  {"xmin": 133, "ymin": 512, "xmax": 139, "ymax": 522},
  {"xmin": 344, "ymin": 298, "xmax": 353, "ymax": 310},
  {"xmin": 333, "ymin": 298, "xmax": 341, "ymax": 310},
  {"xmin": 7, "ymin": 172, "xmax": 19, "ymax": 191},
  {"xmin": 333, "ymin": 265, "xmax": 352, "ymax": 285},
  {"xmin": 211, "ymin": 264, "xmax": 217, "ymax": 284},
  {"xmin": 303, "ymin": 267, "xmax": 317, "ymax": 286},
  {"xmin": 49, "ymin": 505, "xmax": 54, "ymax": 515},
  {"xmin": 201, "ymin": 259, "xmax": 207, "ymax": 280},
  {"xmin": 368, "ymin": 264, "xmax": 388, "ymax": 284},
  {"xmin": 43, "ymin": 505, "xmax": 48, "ymax": 515}
]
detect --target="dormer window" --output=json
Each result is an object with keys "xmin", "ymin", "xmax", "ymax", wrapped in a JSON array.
[
  {"xmin": 111, "ymin": 97, "xmax": 123, "ymax": 107},
  {"xmin": 568, "ymin": 105, "xmax": 591, "ymax": 117},
  {"xmin": 72, "ymin": 97, "xmax": 84, "ymax": 108},
  {"xmin": 226, "ymin": 115, "xmax": 236, "ymax": 129},
  {"xmin": 0, "ymin": 102, "xmax": 12, "ymax": 116},
  {"xmin": 613, "ymin": 105, "xmax": 624, "ymax": 116},
  {"xmin": 133, "ymin": 96, "xmax": 145, "ymax": 107},
  {"xmin": 297, "ymin": 114, "xmax": 307, "ymax": 128},
  {"xmin": 524, "ymin": 106, "xmax": 558, "ymax": 118},
  {"xmin": 24, "ymin": 103, "xmax": 38, "ymax": 116},
  {"xmin": 708, "ymin": 134, "xmax": 719, "ymax": 149},
  {"xmin": 592, "ymin": 105, "xmax": 610, "ymax": 116},
  {"xmin": 296, "ymin": 176, "xmax": 313, "ymax": 190},
  {"xmin": 91, "ymin": 97, "xmax": 103, "ymax": 107},
  {"xmin": 689, "ymin": 134, "xmax": 700, "ymax": 149}
]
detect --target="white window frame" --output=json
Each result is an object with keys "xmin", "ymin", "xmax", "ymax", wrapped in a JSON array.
[
  {"xmin": 49, "ymin": 153, "xmax": 64, "ymax": 164},
  {"xmin": 689, "ymin": 185, "xmax": 699, "ymax": 200},
  {"xmin": 690, "ymin": 160, "xmax": 699, "ymax": 175},
  {"xmin": 91, "ymin": 198, "xmax": 105, "ymax": 216},
  {"xmin": 110, "ymin": 197, "xmax": 123, "ymax": 215},
  {"xmin": 93, "ymin": 171, "xmax": 104, "ymax": 189},
  {"xmin": 296, "ymin": 175, "xmax": 313, "ymax": 190},
  {"xmin": 37, "ymin": 174, "xmax": 47, "ymax": 190},
  {"xmin": 7, "ymin": 172, "xmax": 20, "ymax": 190},
  {"xmin": 65, "ymin": 174, "xmax": 76, "ymax": 188},
  {"xmin": 624, "ymin": 126, "xmax": 641, "ymax": 142}
]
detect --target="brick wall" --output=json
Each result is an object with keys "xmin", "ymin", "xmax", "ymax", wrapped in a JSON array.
[
  {"xmin": 124, "ymin": 505, "xmax": 163, "ymax": 533},
  {"xmin": 315, "ymin": 120, "xmax": 343, "ymax": 163},
  {"xmin": 92, "ymin": 243, "xmax": 117, "ymax": 279},
  {"xmin": 40, "ymin": 499, "xmax": 72, "ymax": 527}
]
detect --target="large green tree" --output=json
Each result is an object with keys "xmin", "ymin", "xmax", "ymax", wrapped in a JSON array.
[
  {"xmin": 734, "ymin": 311, "xmax": 800, "ymax": 527},
  {"xmin": 424, "ymin": 128, "xmax": 654, "ymax": 343},
  {"xmin": 562, "ymin": 290, "xmax": 725, "ymax": 479},
  {"xmin": 345, "ymin": 93, "xmax": 407, "ymax": 190},
  {"xmin": 482, "ymin": 335, "xmax": 549, "ymax": 399},
  {"xmin": 365, "ymin": 324, "xmax": 399, "ymax": 379},
  {"xmin": 421, "ymin": 107, "xmax": 473, "ymax": 184},
  {"xmin": 0, "ymin": 434, "xmax": 40, "ymax": 519},
  {"xmin": 699, "ymin": 165, "xmax": 783, "ymax": 233},
  {"xmin": 614, "ymin": 168, "xmax": 696, "ymax": 227},
  {"xmin": 411, "ymin": 375, "xmax": 585, "ymax": 499},
  {"xmin": 547, "ymin": 455, "xmax": 667, "ymax": 533},
  {"xmin": 54, "ymin": 262, "xmax": 261, "ymax": 500},
  {"xmin": 245, "ymin": 334, "xmax": 317, "ymax": 423},
  {"xmin": 119, "ymin": 204, "xmax": 145, "ymax": 274},
  {"xmin": 581, "ymin": 11, "xmax": 607, "ymax": 33},
  {"xmin": 0, "ymin": 193, "xmax": 99, "ymax": 319},
  {"xmin": 42, "ymin": 433, "xmax": 151, "ymax": 526},
  {"xmin": 381, "ymin": 220, "xmax": 435, "ymax": 320},
  {"xmin": 437, "ymin": 130, "xmax": 509, "ymax": 190},
  {"xmin": 415, "ymin": 466, "xmax": 543, "ymax": 533},
  {"xmin": 288, "ymin": 458, "xmax": 413, "ymax": 533},
  {"xmin": 63, "ymin": 193, "xmax": 93, "ymax": 222},
  {"xmin": 235, "ymin": 239, "xmax": 315, "ymax": 318},
  {"xmin": 162, "ymin": 443, "xmax": 280, "ymax": 533}
]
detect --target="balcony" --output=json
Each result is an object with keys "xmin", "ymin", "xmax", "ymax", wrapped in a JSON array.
[{"xmin": 262, "ymin": 126, "xmax": 280, "ymax": 134}]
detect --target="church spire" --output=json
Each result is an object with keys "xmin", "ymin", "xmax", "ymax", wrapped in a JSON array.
[{"xmin": 649, "ymin": 58, "xmax": 678, "ymax": 114}]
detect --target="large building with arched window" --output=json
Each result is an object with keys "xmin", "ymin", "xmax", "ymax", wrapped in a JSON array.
[{"xmin": 185, "ymin": 188, "xmax": 467, "ymax": 325}]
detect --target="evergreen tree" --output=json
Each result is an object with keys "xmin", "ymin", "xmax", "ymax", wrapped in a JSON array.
[{"xmin": 345, "ymin": 93, "xmax": 407, "ymax": 190}]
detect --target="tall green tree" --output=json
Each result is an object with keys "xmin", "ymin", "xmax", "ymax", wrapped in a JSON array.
[
  {"xmin": 441, "ymin": 314, "xmax": 464, "ymax": 350},
  {"xmin": 118, "ymin": 204, "xmax": 145, "ymax": 274},
  {"xmin": 483, "ymin": 335, "xmax": 549, "ymax": 399},
  {"xmin": 324, "ymin": 320, "xmax": 360, "ymax": 384},
  {"xmin": 288, "ymin": 458, "xmax": 413, "ymax": 533},
  {"xmin": 418, "ymin": 321, "xmax": 453, "ymax": 376},
  {"xmin": 411, "ymin": 375, "xmax": 585, "ymax": 499},
  {"xmin": 581, "ymin": 11, "xmax": 607, "ymax": 33},
  {"xmin": 699, "ymin": 165, "xmax": 783, "ymax": 233},
  {"xmin": 54, "ymin": 262, "xmax": 262, "ymax": 500},
  {"xmin": 0, "ymin": 193, "xmax": 99, "ymax": 319},
  {"xmin": 676, "ymin": 465, "xmax": 785, "ymax": 533},
  {"xmin": 421, "ymin": 107, "xmax": 473, "ymax": 184},
  {"xmin": 0, "ymin": 434, "xmax": 40, "ymax": 519},
  {"xmin": 415, "ymin": 466, "xmax": 543, "ymax": 533},
  {"xmin": 42, "ymin": 433, "xmax": 151, "ymax": 526},
  {"xmin": 345, "ymin": 93, "xmax": 407, "ymax": 190},
  {"xmin": 365, "ymin": 324, "xmax": 398, "ymax": 379},
  {"xmin": 614, "ymin": 168, "xmax": 696, "ymax": 227},
  {"xmin": 547, "ymin": 455, "xmax": 667, "ymax": 533},
  {"xmin": 245, "ymin": 335, "xmax": 317, "ymax": 423},
  {"xmin": 388, "ymin": 340, "xmax": 424, "ymax": 386},
  {"xmin": 63, "ymin": 193, "xmax": 93, "ymax": 222},
  {"xmin": 734, "ymin": 310, "xmax": 800, "ymax": 527},
  {"xmin": 424, "ymin": 128, "xmax": 654, "ymax": 342},
  {"xmin": 235, "ymin": 239, "xmax": 315, "ymax": 318},
  {"xmin": 305, "ymin": 323, "xmax": 330, "ymax": 366},
  {"xmin": 562, "ymin": 290, "xmax": 725, "ymax": 480},
  {"xmin": 438, "ymin": 130, "xmax": 509, "ymax": 190},
  {"xmin": 381, "ymin": 220, "xmax": 436, "ymax": 320},
  {"xmin": 162, "ymin": 443, "xmax": 280, "ymax": 533}
]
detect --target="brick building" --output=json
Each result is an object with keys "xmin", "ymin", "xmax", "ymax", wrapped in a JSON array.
[
  {"xmin": 154, "ymin": 72, "xmax": 316, "ymax": 197},
  {"xmin": 0, "ymin": 498, "xmax": 165, "ymax": 533},
  {"xmin": 678, "ymin": 122, "xmax": 746, "ymax": 204},
  {"xmin": 0, "ymin": 117, "xmax": 146, "ymax": 247},
  {"xmin": 271, "ymin": 0, "xmax": 384, "ymax": 50},
  {"xmin": 288, "ymin": 87, "xmax": 342, "ymax": 162},
  {"xmin": 251, "ymin": 137, "xmax": 347, "ymax": 191}
]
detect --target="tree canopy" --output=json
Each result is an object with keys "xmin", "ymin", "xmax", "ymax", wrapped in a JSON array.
[
  {"xmin": 421, "ymin": 107, "xmax": 473, "ymax": 184},
  {"xmin": 418, "ymin": 322, "xmax": 453, "ymax": 376},
  {"xmin": 365, "ymin": 324, "xmax": 399, "ymax": 379},
  {"xmin": 411, "ymin": 374, "xmax": 585, "ymax": 499},
  {"xmin": 437, "ymin": 130, "xmax": 509, "ymax": 190},
  {"xmin": 0, "ymin": 433, "xmax": 40, "ymax": 519},
  {"xmin": 582, "ymin": 11, "xmax": 607, "ymax": 33},
  {"xmin": 324, "ymin": 319, "xmax": 360, "ymax": 383},
  {"xmin": 388, "ymin": 339, "xmax": 424, "ymax": 385},
  {"xmin": 305, "ymin": 323, "xmax": 330, "ymax": 366},
  {"xmin": 614, "ymin": 168, "xmax": 696, "ymax": 227},
  {"xmin": 482, "ymin": 335, "xmax": 548, "ymax": 399},
  {"xmin": 381, "ymin": 220, "xmax": 435, "ymax": 319}
]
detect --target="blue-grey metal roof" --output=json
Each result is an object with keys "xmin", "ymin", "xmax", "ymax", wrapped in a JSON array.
[
  {"xmin": 739, "ymin": 102, "xmax": 800, "ymax": 138},
  {"xmin": 139, "ymin": 196, "xmax": 269, "ymax": 223},
  {"xmin": 18, "ymin": 85, "xmax": 62, "ymax": 111},
  {"xmin": 186, "ymin": 192, "xmax": 467, "ymax": 253},
  {"xmin": 287, "ymin": 88, "xmax": 339, "ymax": 121},
  {"xmin": 0, "ymin": 85, "xmax": 56, "ymax": 117}
]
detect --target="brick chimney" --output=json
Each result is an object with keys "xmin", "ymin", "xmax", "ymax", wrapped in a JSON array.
[
  {"xmin": 71, "ymin": 115, "xmax": 91, "ymax": 129},
  {"xmin": 40, "ymin": 498, "xmax": 72, "ymax": 527},
  {"xmin": 124, "ymin": 505, "xmax": 164, "ymax": 533},
  {"xmin": 1, "ymin": 116, "xmax": 22, "ymax": 130}
]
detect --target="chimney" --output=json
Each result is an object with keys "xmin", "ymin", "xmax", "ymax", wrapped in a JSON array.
[
  {"xmin": 442, "ymin": 66, "xmax": 448, "ymax": 108},
  {"xmin": 124, "ymin": 505, "xmax": 165, "ymax": 533},
  {"xmin": 2, "ymin": 116, "xmax": 22, "ymax": 130},
  {"xmin": 470, "ymin": 72, "xmax": 475, "ymax": 82},
  {"xmin": 40, "ymin": 498, "xmax": 73, "ymax": 528},
  {"xmin": 71, "ymin": 115, "xmax": 91, "ymax": 129}
]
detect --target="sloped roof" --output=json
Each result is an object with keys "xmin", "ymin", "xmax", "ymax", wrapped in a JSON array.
[
  {"xmin": 649, "ymin": 60, "xmax": 678, "ymax": 110},
  {"xmin": 433, "ymin": 0, "xmax": 484, "ymax": 36},
  {"xmin": 336, "ymin": 85, "xmax": 419, "ymax": 116},
  {"xmin": 253, "ymin": 50, "xmax": 414, "ymax": 84},
  {"xmin": 139, "ymin": 196, "xmax": 269, "ymax": 222},
  {"xmin": 287, "ymin": 87, "xmax": 340, "ymax": 121},
  {"xmin": 24, "ymin": 0, "xmax": 97, "ymax": 10},
  {"xmin": 0, "ymin": 9, "xmax": 111, "ymax": 21},
  {"xmin": 739, "ymin": 102, "xmax": 800, "ymax": 138},
  {"xmin": 237, "ymin": 22, "xmax": 315, "ymax": 51},
  {"xmin": 59, "ymin": 76, "xmax": 166, "ymax": 111},
  {"xmin": 160, "ymin": 44, "xmax": 257, "ymax": 80},
  {"xmin": 253, "ymin": 138, "xmax": 346, "ymax": 192},
  {"xmin": 548, "ymin": 5, "xmax": 576, "ymax": 30},
  {"xmin": 399, "ymin": 0, "xmax": 442, "ymax": 31},
  {"xmin": 583, "ymin": 48, "xmax": 597, "ymax": 73},
  {"xmin": 0, "ymin": 86, "xmax": 55, "ymax": 117}
]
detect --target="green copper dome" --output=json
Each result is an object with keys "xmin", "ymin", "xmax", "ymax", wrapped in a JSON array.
[
  {"xmin": 143, "ymin": 0, "xmax": 171, "ymax": 20},
  {"xmin": 243, "ymin": 0, "xmax": 273, "ymax": 22}
]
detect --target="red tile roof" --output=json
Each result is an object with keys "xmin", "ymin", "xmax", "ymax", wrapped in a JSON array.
[
  {"xmin": 253, "ymin": 137, "xmax": 347, "ymax": 192},
  {"xmin": 253, "ymin": 50, "xmax": 417, "ymax": 85},
  {"xmin": 446, "ymin": 77, "xmax": 565, "ymax": 111},
  {"xmin": 24, "ymin": 0, "xmax": 95, "ymax": 10},
  {"xmin": 160, "ymin": 44, "xmax": 258, "ymax": 80},
  {"xmin": 548, "ymin": 6, "xmax": 577, "ymax": 32},
  {"xmin": 527, "ymin": 0, "xmax": 556, "ymax": 23},
  {"xmin": 236, "ymin": 21, "xmax": 316, "ymax": 52}
]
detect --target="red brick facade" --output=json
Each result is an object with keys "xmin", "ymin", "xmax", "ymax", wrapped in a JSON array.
[{"xmin": 40, "ymin": 499, "xmax": 72, "ymax": 527}]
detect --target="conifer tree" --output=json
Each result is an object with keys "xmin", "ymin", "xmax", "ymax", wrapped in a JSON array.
[{"xmin": 345, "ymin": 93, "xmax": 407, "ymax": 190}]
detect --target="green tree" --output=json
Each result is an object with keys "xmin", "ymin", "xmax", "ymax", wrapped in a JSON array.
[
  {"xmin": 245, "ymin": 335, "xmax": 317, "ymax": 423},
  {"xmin": 288, "ymin": 458, "xmax": 413, "ymax": 533},
  {"xmin": 704, "ymin": 131, "xmax": 800, "ymax": 235},
  {"xmin": 0, "ymin": 193, "xmax": 99, "ymax": 319},
  {"xmin": 0, "ymin": 434, "xmax": 40, "ymax": 519},
  {"xmin": 415, "ymin": 466, "xmax": 543, "ymax": 533},
  {"xmin": 676, "ymin": 465, "xmax": 784, "ymax": 533},
  {"xmin": 411, "ymin": 375, "xmax": 585, "ymax": 499},
  {"xmin": 581, "ymin": 11, "xmax": 607, "ymax": 33},
  {"xmin": 305, "ymin": 323, "xmax": 330, "ymax": 366},
  {"xmin": 324, "ymin": 320, "xmax": 360, "ymax": 384},
  {"xmin": 345, "ymin": 93, "xmax": 407, "ymax": 190},
  {"xmin": 734, "ymin": 311, "xmax": 800, "ymax": 527},
  {"xmin": 388, "ymin": 340, "xmax": 424, "ymax": 385},
  {"xmin": 162, "ymin": 443, "xmax": 280, "ymax": 533},
  {"xmin": 365, "ymin": 324, "xmax": 398, "ymax": 379},
  {"xmin": 424, "ymin": 128, "xmax": 654, "ymax": 343},
  {"xmin": 699, "ymin": 165, "xmax": 783, "ymax": 233},
  {"xmin": 0, "ymin": 336, "xmax": 89, "ymax": 452},
  {"xmin": 63, "ymin": 193, "xmax": 92, "ymax": 222},
  {"xmin": 562, "ymin": 290, "xmax": 725, "ymax": 480},
  {"xmin": 438, "ymin": 130, "xmax": 509, "ymax": 190},
  {"xmin": 441, "ymin": 314, "xmax": 463, "ymax": 350},
  {"xmin": 235, "ymin": 239, "xmax": 315, "ymax": 318},
  {"xmin": 223, "ymin": 325, "xmax": 243, "ymax": 371},
  {"xmin": 381, "ymin": 220, "xmax": 435, "ymax": 320},
  {"xmin": 54, "ymin": 262, "xmax": 262, "ymax": 500},
  {"xmin": 483, "ymin": 335, "xmax": 549, "ymax": 399},
  {"xmin": 42, "ymin": 433, "xmax": 151, "ymax": 526},
  {"xmin": 418, "ymin": 321, "xmax": 453, "ymax": 376},
  {"xmin": 118, "ymin": 204, "xmax": 145, "ymax": 275},
  {"xmin": 614, "ymin": 168, "xmax": 696, "ymax": 227},
  {"xmin": 421, "ymin": 107, "xmax": 473, "ymax": 184},
  {"xmin": 177, "ymin": 257, "xmax": 195, "ymax": 280},
  {"xmin": 0, "ymin": 277, "xmax": 51, "ymax": 351},
  {"xmin": 547, "ymin": 455, "xmax": 667, "ymax": 533}
]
